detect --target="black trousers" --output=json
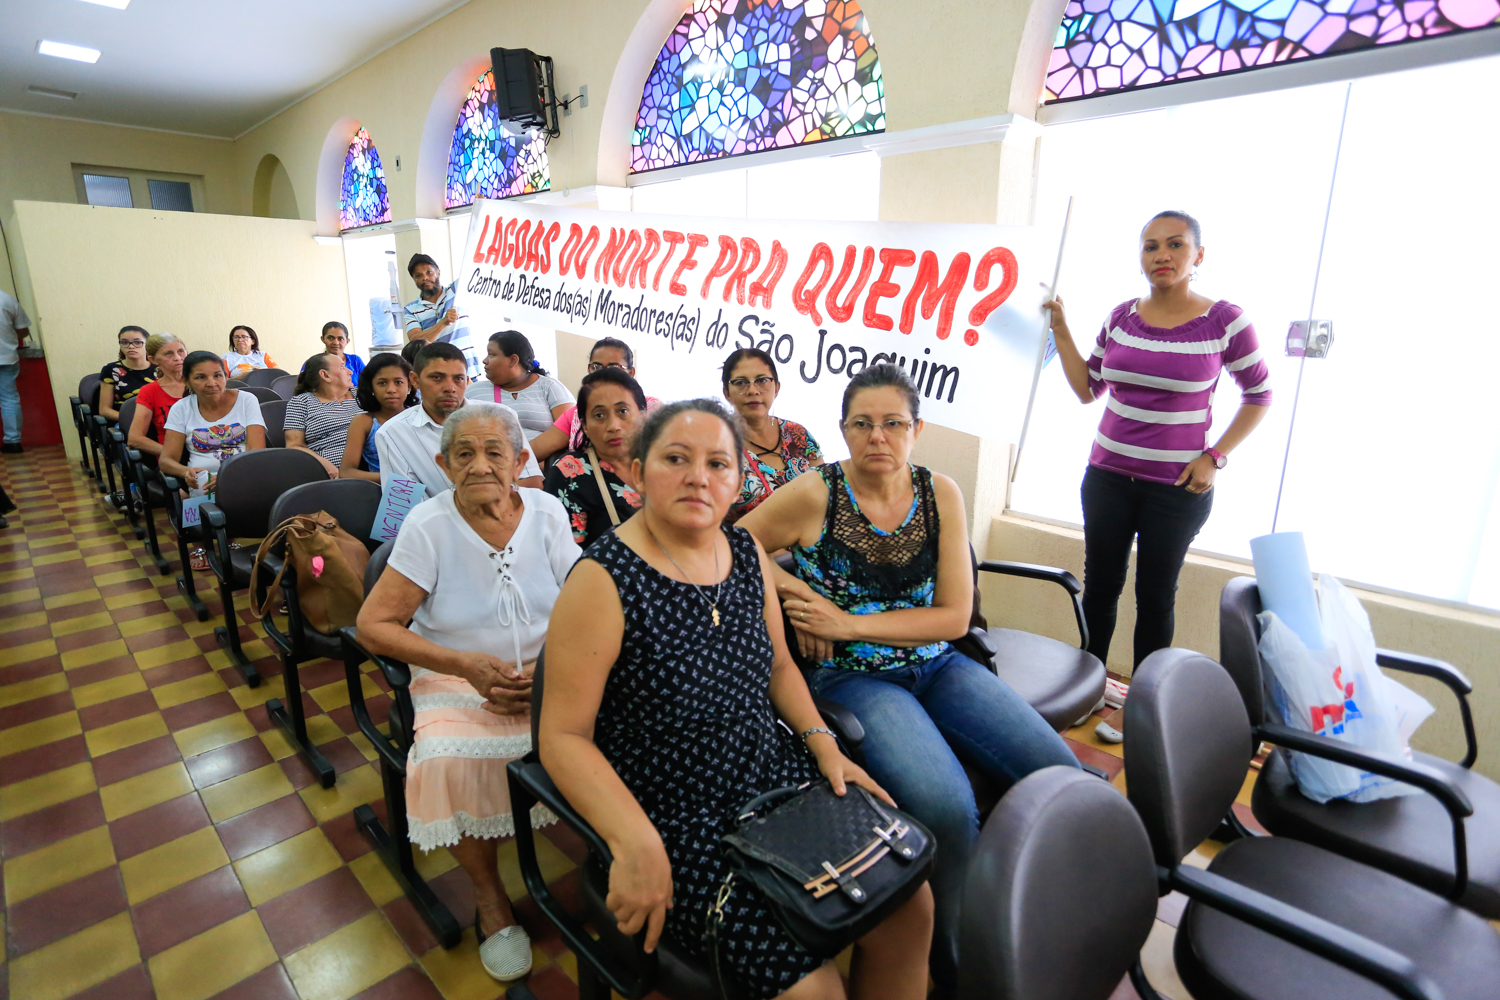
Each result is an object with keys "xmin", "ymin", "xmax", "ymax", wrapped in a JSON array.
[{"xmin": 1080, "ymin": 465, "xmax": 1213, "ymax": 667}]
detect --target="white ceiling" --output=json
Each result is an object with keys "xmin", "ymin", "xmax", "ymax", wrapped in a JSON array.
[{"xmin": 0, "ymin": 0, "xmax": 475, "ymax": 138}]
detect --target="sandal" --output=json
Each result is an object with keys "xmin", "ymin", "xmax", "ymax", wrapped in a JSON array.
[{"xmin": 189, "ymin": 547, "xmax": 210, "ymax": 572}]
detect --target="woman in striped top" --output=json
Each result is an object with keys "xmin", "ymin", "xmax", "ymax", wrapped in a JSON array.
[
  {"xmin": 285, "ymin": 353, "xmax": 361, "ymax": 478},
  {"xmin": 1047, "ymin": 210, "xmax": 1272, "ymax": 669}
]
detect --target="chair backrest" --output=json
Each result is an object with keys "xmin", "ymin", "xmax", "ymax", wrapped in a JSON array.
[
  {"xmin": 268, "ymin": 479, "xmax": 383, "ymax": 552},
  {"xmin": 226, "ymin": 379, "xmax": 248, "ymax": 389},
  {"xmin": 242, "ymin": 367, "xmax": 287, "ymax": 388},
  {"xmin": 211, "ymin": 449, "xmax": 329, "ymax": 539},
  {"xmin": 1219, "ymin": 576, "xmax": 1275, "ymax": 728},
  {"xmin": 958, "ymin": 766, "xmax": 1158, "ymax": 1000},
  {"xmin": 1124, "ymin": 648, "xmax": 1254, "ymax": 869},
  {"xmin": 364, "ymin": 540, "xmax": 393, "ymax": 596},
  {"xmin": 271, "ymin": 375, "xmax": 298, "ymax": 400},
  {"xmin": 531, "ymin": 645, "xmax": 548, "ymax": 747},
  {"xmin": 243, "ymin": 385, "xmax": 281, "ymax": 406},
  {"xmin": 77, "ymin": 372, "xmax": 102, "ymax": 404},
  {"xmin": 259, "ymin": 400, "xmax": 287, "ymax": 448},
  {"xmin": 115, "ymin": 400, "xmax": 138, "ymax": 441}
]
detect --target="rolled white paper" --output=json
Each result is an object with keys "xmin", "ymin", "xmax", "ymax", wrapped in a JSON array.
[{"xmin": 1250, "ymin": 531, "xmax": 1325, "ymax": 651}]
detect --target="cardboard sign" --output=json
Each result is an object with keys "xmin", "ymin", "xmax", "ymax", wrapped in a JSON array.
[
  {"xmin": 180, "ymin": 494, "xmax": 213, "ymax": 529},
  {"xmin": 370, "ymin": 478, "xmax": 427, "ymax": 543},
  {"xmin": 456, "ymin": 200, "xmax": 1050, "ymax": 455}
]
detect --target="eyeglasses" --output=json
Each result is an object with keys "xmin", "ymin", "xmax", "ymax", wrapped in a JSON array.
[
  {"xmin": 587, "ymin": 361, "xmax": 627, "ymax": 372},
  {"xmin": 728, "ymin": 376, "xmax": 776, "ymax": 392},
  {"xmin": 843, "ymin": 418, "xmax": 915, "ymax": 437},
  {"xmin": 119, "ymin": 340, "xmax": 146, "ymax": 348}
]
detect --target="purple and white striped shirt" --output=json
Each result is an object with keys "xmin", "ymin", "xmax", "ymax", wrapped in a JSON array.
[{"xmin": 1086, "ymin": 299, "xmax": 1272, "ymax": 484}]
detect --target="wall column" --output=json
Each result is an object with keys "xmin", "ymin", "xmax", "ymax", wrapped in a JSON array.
[{"xmin": 875, "ymin": 119, "xmax": 1042, "ymax": 554}]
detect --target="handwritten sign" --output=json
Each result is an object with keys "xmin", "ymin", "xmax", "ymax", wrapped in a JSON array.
[
  {"xmin": 181, "ymin": 494, "xmax": 213, "ymax": 529},
  {"xmin": 370, "ymin": 478, "xmax": 426, "ymax": 543}
]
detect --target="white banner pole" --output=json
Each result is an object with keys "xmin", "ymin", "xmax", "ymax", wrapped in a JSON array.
[{"xmin": 1010, "ymin": 195, "xmax": 1074, "ymax": 487}]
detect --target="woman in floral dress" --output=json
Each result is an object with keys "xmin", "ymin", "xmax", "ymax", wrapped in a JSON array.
[{"xmin": 543, "ymin": 367, "xmax": 646, "ymax": 546}]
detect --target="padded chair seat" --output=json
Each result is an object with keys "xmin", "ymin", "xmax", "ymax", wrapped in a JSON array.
[
  {"xmin": 1177, "ymin": 835, "xmax": 1500, "ymax": 1000},
  {"xmin": 984, "ymin": 628, "xmax": 1106, "ymax": 732},
  {"xmin": 578, "ymin": 859, "xmax": 747, "ymax": 1000},
  {"xmin": 1254, "ymin": 746, "xmax": 1500, "ymax": 917}
]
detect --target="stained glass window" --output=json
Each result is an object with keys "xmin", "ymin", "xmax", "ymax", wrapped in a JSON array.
[
  {"xmin": 340, "ymin": 126, "xmax": 391, "ymax": 231},
  {"xmin": 445, "ymin": 69, "xmax": 551, "ymax": 210},
  {"xmin": 631, "ymin": 0, "xmax": 885, "ymax": 173},
  {"xmin": 1045, "ymin": 0, "xmax": 1500, "ymax": 102}
]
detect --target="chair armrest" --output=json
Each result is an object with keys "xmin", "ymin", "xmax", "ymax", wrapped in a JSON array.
[
  {"xmin": 200, "ymin": 503, "xmax": 232, "ymax": 582},
  {"xmin": 1376, "ymin": 650, "xmax": 1477, "ymax": 769},
  {"xmin": 338, "ymin": 627, "xmax": 410, "ymax": 773},
  {"xmin": 1258, "ymin": 722, "xmax": 1472, "ymax": 901},
  {"xmin": 814, "ymin": 696, "xmax": 865, "ymax": 752},
  {"xmin": 1168, "ymin": 865, "xmax": 1444, "ymax": 1000},
  {"xmin": 507, "ymin": 755, "xmax": 650, "ymax": 998},
  {"xmin": 976, "ymin": 560, "xmax": 1090, "ymax": 650},
  {"xmin": 336, "ymin": 625, "xmax": 411, "ymax": 690}
]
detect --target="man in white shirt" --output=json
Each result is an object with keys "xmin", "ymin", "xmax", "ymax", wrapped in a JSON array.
[
  {"xmin": 0, "ymin": 289, "xmax": 31, "ymax": 453},
  {"xmin": 403, "ymin": 254, "xmax": 478, "ymax": 380},
  {"xmin": 376, "ymin": 341, "xmax": 541, "ymax": 498}
]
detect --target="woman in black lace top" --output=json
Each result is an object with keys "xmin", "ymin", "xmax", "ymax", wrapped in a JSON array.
[
  {"xmin": 739, "ymin": 363, "xmax": 1079, "ymax": 993},
  {"xmin": 540, "ymin": 399, "xmax": 933, "ymax": 1000}
]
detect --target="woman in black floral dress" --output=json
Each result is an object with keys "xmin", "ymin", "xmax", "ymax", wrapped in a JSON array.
[
  {"xmin": 540, "ymin": 400, "xmax": 933, "ymax": 1000},
  {"xmin": 543, "ymin": 367, "xmax": 645, "ymax": 546}
]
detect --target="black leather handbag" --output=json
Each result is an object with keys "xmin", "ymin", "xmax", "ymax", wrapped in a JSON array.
[{"xmin": 706, "ymin": 780, "xmax": 933, "ymax": 991}]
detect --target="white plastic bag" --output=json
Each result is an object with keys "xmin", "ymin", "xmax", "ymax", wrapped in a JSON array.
[{"xmin": 1256, "ymin": 575, "xmax": 1433, "ymax": 804}]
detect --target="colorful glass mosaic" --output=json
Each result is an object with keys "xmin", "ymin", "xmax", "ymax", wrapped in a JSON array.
[
  {"xmin": 340, "ymin": 126, "xmax": 391, "ymax": 230},
  {"xmin": 445, "ymin": 69, "xmax": 552, "ymax": 209},
  {"xmin": 1045, "ymin": 0, "xmax": 1500, "ymax": 102},
  {"xmin": 631, "ymin": 0, "xmax": 886, "ymax": 173}
]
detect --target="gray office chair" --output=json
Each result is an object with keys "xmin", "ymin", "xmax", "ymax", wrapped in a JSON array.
[
  {"xmin": 270, "ymin": 375, "xmax": 298, "ymax": 400},
  {"xmin": 1219, "ymin": 577, "xmax": 1500, "ymax": 916},
  {"xmin": 256, "ymin": 479, "xmax": 382, "ymax": 787},
  {"xmin": 242, "ymin": 367, "xmax": 289, "ymax": 388},
  {"xmin": 1125, "ymin": 648, "xmax": 1500, "ymax": 1000},
  {"xmin": 243, "ymin": 385, "xmax": 282, "ymax": 406},
  {"xmin": 70, "ymin": 373, "xmax": 102, "ymax": 476},
  {"xmin": 259, "ymin": 400, "xmax": 287, "ymax": 448}
]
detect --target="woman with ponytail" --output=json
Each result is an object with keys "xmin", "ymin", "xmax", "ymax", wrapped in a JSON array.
[
  {"xmin": 466, "ymin": 330, "xmax": 573, "ymax": 440},
  {"xmin": 283, "ymin": 352, "xmax": 359, "ymax": 477}
]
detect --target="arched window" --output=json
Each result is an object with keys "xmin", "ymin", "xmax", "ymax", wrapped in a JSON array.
[
  {"xmin": 1045, "ymin": 0, "xmax": 1500, "ymax": 102},
  {"xmin": 445, "ymin": 69, "xmax": 551, "ymax": 209},
  {"xmin": 631, "ymin": 0, "xmax": 885, "ymax": 173},
  {"xmin": 340, "ymin": 126, "xmax": 391, "ymax": 230}
]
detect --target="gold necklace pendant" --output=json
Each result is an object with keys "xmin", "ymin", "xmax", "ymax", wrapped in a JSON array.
[{"xmin": 712, "ymin": 606, "xmax": 721, "ymax": 627}]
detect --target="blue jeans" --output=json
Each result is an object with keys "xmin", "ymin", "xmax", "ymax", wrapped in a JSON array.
[
  {"xmin": 0, "ymin": 363, "xmax": 20, "ymax": 444},
  {"xmin": 808, "ymin": 647, "xmax": 1080, "ymax": 990}
]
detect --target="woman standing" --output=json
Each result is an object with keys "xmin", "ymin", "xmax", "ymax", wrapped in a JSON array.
[
  {"xmin": 465, "ymin": 331, "xmax": 573, "ymax": 440},
  {"xmin": 128, "ymin": 334, "xmax": 187, "ymax": 456},
  {"xmin": 318, "ymin": 321, "xmax": 365, "ymax": 381},
  {"xmin": 1045, "ymin": 210, "xmax": 1271, "ymax": 669},
  {"xmin": 543, "ymin": 368, "xmax": 646, "ymax": 546},
  {"xmin": 222, "ymin": 326, "xmax": 277, "ymax": 378},
  {"xmin": 357, "ymin": 403, "xmax": 579, "ymax": 983},
  {"xmin": 340, "ymin": 353, "xmax": 415, "ymax": 483},
  {"xmin": 739, "ymin": 363, "xmax": 1078, "ymax": 993},
  {"xmin": 285, "ymin": 353, "xmax": 360, "ymax": 478},
  {"xmin": 97, "ymin": 325, "xmax": 155, "ymax": 423},
  {"xmin": 542, "ymin": 399, "xmax": 933, "ymax": 1000},
  {"xmin": 721, "ymin": 347, "xmax": 823, "ymax": 524}
]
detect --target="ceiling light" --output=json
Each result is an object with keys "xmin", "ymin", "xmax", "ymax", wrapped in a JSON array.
[
  {"xmin": 38, "ymin": 40, "xmax": 102, "ymax": 63},
  {"xmin": 27, "ymin": 85, "xmax": 79, "ymax": 100},
  {"xmin": 78, "ymin": 0, "xmax": 131, "ymax": 7}
]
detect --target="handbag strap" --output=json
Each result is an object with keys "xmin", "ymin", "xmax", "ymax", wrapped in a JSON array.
[
  {"xmin": 588, "ymin": 446, "xmax": 622, "ymax": 528},
  {"xmin": 705, "ymin": 872, "xmax": 736, "ymax": 1000}
]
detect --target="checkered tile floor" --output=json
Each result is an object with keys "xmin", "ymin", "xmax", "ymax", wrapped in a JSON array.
[{"xmin": 0, "ymin": 445, "xmax": 1223, "ymax": 1000}]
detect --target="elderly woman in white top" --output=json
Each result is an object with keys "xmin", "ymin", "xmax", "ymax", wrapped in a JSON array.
[{"xmin": 356, "ymin": 401, "xmax": 580, "ymax": 982}]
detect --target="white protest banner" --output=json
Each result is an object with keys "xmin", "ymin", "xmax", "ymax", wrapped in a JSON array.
[{"xmin": 455, "ymin": 200, "xmax": 1050, "ymax": 456}]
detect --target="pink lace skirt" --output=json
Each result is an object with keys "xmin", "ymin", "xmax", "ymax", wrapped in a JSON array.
[{"xmin": 404, "ymin": 668, "xmax": 554, "ymax": 851}]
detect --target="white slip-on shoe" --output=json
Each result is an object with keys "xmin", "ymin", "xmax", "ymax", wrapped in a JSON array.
[
  {"xmin": 476, "ymin": 921, "xmax": 532, "ymax": 981},
  {"xmin": 1095, "ymin": 720, "xmax": 1124, "ymax": 745}
]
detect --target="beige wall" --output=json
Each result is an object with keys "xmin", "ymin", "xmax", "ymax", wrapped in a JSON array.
[
  {"xmin": 0, "ymin": 111, "xmax": 239, "ymax": 308},
  {"xmin": 983, "ymin": 514, "xmax": 1500, "ymax": 781},
  {"xmin": 14, "ymin": 200, "xmax": 350, "ymax": 459}
]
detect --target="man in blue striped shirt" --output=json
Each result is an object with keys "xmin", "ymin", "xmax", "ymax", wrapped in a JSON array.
[{"xmin": 403, "ymin": 254, "xmax": 479, "ymax": 379}]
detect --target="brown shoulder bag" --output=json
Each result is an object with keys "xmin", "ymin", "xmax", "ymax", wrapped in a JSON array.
[{"xmin": 249, "ymin": 511, "xmax": 370, "ymax": 635}]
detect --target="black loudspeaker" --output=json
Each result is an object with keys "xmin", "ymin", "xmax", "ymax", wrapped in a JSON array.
[{"xmin": 490, "ymin": 47, "xmax": 552, "ymax": 133}]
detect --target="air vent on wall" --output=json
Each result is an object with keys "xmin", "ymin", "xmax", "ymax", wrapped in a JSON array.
[{"xmin": 27, "ymin": 85, "xmax": 78, "ymax": 100}]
